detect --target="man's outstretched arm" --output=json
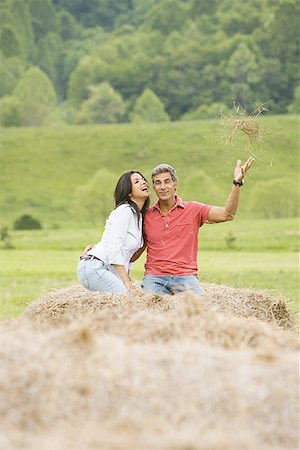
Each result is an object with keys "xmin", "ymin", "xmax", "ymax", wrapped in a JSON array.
[{"xmin": 208, "ymin": 157, "xmax": 254, "ymax": 223}]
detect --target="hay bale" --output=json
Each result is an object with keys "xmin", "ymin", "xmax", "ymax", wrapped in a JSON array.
[
  {"xmin": 0, "ymin": 314, "xmax": 298, "ymax": 450},
  {"xmin": 0, "ymin": 283, "xmax": 298, "ymax": 449},
  {"xmin": 25, "ymin": 282, "xmax": 296, "ymax": 330},
  {"xmin": 201, "ymin": 283, "xmax": 295, "ymax": 329},
  {"xmin": 23, "ymin": 301, "xmax": 298, "ymax": 353}
]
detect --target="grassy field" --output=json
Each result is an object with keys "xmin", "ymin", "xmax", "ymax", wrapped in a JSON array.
[
  {"xmin": 0, "ymin": 115, "xmax": 298, "ymax": 228},
  {"xmin": 0, "ymin": 217, "xmax": 298, "ymax": 319},
  {"xmin": 0, "ymin": 116, "xmax": 298, "ymax": 318}
]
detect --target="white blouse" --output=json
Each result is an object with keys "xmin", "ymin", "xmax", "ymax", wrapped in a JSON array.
[{"xmin": 87, "ymin": 204, "xmax": 143, "ymax": 276}]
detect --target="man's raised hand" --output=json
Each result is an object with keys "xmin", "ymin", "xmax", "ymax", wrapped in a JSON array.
[{"xmin": 234, "ymin": 157, "xmax": 255, "ymax": 182}]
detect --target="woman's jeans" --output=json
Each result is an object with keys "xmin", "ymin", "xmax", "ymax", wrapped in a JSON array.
[
  {"xmin": 141, "ymin": 274, "xmax": 204, "ymax": 295},
  {"xmin": 77, "ymin": 258, "xmax": 127, "ymax": 293}
]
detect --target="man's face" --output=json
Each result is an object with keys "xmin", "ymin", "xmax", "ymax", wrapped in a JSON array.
[{"xmin": 152, "ymin": 172, "xmax": 177, "ymax": 202}]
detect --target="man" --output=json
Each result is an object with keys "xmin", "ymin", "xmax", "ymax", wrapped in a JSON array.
[{"xmin": 139, "ymin": 158, "xmax": 254, "ymax": 295}]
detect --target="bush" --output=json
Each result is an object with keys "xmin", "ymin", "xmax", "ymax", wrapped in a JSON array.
[
  {"xmin": 0, "ymin": 226, "xmax": 14, "ymax": 249},
  {"xmin": 13, "ymin": 214, "xmax": 42, "ymax": 230},
  {"xmin": 249, "ymin": 178, "xmax": 299, "ymax": 218},
  {"xmin": 287, "ymin": 86, "xmax": 300, "ymax": 114},
  {"xmin": 181, "ymin": 102, "xmax": 229, "ymax": 121},
  {"xmin": 75, "ymin": 82, "xmax": 126, "ymax": 124},
  {"xmin": 131, "ymin": 88, "xmax": 170, "ymax": 123},
  {"xmin": 0, "ymin": 95, "xmax": 22, "ymax": 127}
]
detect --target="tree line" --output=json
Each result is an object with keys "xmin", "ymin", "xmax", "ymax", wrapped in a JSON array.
[{"xmin": 0, "ymin": 0, "xmax": 299, "ymax": 126}]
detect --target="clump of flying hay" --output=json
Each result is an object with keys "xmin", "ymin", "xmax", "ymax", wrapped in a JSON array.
[
  {"xmin": 219, "ymin": 103, "xmax": 269, "ymax": 149},
  {"xmin": 0, "ymin": 283, "xmax": 298, "ymax": 450}
]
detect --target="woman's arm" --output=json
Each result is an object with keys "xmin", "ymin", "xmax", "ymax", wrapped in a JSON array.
[
  {"xmin": 111, "ymin": 264, "xmax": 132, "ymax": 291},
  {"xmin": 108, "ymin": 206, "xmax": 136, "ymax": 290}
]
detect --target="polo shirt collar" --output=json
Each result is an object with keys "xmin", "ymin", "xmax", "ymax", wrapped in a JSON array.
[{"xmin": 153, "ymin": 195, "xmax": 185, "ymax": 212}]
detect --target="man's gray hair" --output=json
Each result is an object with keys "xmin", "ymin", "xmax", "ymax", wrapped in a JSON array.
[{"xmin": 151, "ymin": 164, "xmax": 178, "ymax": 183}]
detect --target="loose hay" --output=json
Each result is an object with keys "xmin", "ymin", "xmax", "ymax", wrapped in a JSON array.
[
  {"xmin": 25, "ymin": 282, "xmax": 296, "ymax": 330},
  {"xmin": 219, "ymin": 103, "xmax": 270, "ymax": 150},
  {"xmin": 0, "ymin": 283, "xmax": 299, "ymax": 450}
]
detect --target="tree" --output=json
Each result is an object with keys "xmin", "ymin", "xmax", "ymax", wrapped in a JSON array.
[
  {"xmin": 73, "ymin": 169, "xmax": 117, "ymax": 225},
  {"xmin": 0, "ymin": 0, "xmax": 297, "ymax": 116},
  {"xmin": 225, "ymin": 42, "xmax": 264, "ymax": 109},
  {"xmin": 29, "ymin": 0, "xmax": 58, "ymax": 40},
  {"xmin": 56, "ymin": 42, "xmax": 87, "ymax": 100},
  {"xmin": 10, "ymin": 0, "xmax": 35, "ymax": 60},
  {"xmin": 131, "ymin": 88, "xmax": 170, "ymax": 123},
  {"xmin": 189, "ymin": 0, "xmax": 219, "ymax": 16},
  {"xmin": 0, "ymin": 95, "xmax": 22, "ymax": 127},
  {"xmin": 36, "ymin": 32, "xmax": 63, "ymax": 87},
  {"xmin": 259, "ymin": 57, "xmax": 287, "ymax": 113},
  {"xmin": 13, "ymin": 66, "xmax": 57, "ymax": 126},
  {"xmin": 58, "ymin": 10, "xmax": 80, "ymax": 40},
  {"xmin": 0, "ymin": 25, "xmax": 21, "ymax": 57},
  {"xmin": 219, "ymin": 8, "xmax": 262, "ymax": 36},
  {"xmin": 0, "ymin": 59, "xmax": 17, "ymax": 97},
  {"xmin": 145, "ymin": 0, "xmax": 188, "ymax": 35},
  {"xmin": 75, "ymin": 82, "xmax": 126, "ymax": 124},
  {"xmin": 68, "ymin": 56, "xmax": 108, "ymax": 106},
  {"xmin": 258, "ymin": 0, "xmax": 300, "ymax": 109},
  {"xmin": 181, "ymin": 102, "xmax": 228, "ymax": 121},
  {"xmin": 53, "ymin": 0, "xmax": 133, "ymax": 30},
  {"xmin": 287, "ymin": 86, "xmax": 300, "ymax": 114}
]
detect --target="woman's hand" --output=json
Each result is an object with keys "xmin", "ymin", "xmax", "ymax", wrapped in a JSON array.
[
  {"xmin": 111, "ymin": 264, "xmax": 133, "ymax": 292},
  {"xmin": 124, "ymin": 280, "xmax": 133, "ymax": 291},
  {"xmin": 83, "ymin": 244, "xmax": 94, "ymax": 254}
]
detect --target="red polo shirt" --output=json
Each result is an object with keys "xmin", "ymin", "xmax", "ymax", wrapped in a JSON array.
[{"xmin": 144, "ymin": 196, "xmax": 212, "ymax": 276}]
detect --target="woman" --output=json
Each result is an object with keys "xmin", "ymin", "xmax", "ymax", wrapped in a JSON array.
[{"xmin": 77, "ymin": 171, "xmax": 150, "ymax": 293}]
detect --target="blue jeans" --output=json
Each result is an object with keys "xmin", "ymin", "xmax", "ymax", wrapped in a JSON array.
[
  {"xmin": 77, "ymin": 258, "xmax": 128, "ymax": 293},
  {"xmin": 141, "ymin": 274, "xmax": 204, "ymax": 295}
]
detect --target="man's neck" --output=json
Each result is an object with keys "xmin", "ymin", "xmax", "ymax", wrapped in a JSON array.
[{"xmin": 158, "ymin": 197, "xmax": 177, "ymax": 214}]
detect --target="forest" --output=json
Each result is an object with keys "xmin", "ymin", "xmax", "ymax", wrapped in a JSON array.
[{"xmin": 0, "ymin": 0, "xmax": 299, "ymax": 126}]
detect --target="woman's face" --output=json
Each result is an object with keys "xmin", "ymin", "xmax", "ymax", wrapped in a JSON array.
[{"xmin": 130, "ymin": 173, "xmax": 149, "ymax": 202}]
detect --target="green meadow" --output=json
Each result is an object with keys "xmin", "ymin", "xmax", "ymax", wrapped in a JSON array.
[
  {"xmin": 0, "ymin": 115, "xmax": 298, "ymax": 227},
  {"xmin": 0, "ymin": 116, "xmax": 299, "ymax": 318},
  {"xmin": 0, "ymin": 217, "xmax": 298, "ymax": 319}
]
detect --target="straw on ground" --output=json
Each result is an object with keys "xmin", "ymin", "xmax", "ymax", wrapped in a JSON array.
[{"xmin": 0, "ymin": 283, "xmax": 298, "ymax": 450}]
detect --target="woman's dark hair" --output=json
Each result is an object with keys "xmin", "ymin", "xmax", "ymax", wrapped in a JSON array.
[{"xmin": 114, "ymin": 171, "xmax": 150, "ymax": 223}]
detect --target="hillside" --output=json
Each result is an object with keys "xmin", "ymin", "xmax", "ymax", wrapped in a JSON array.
[{"xmin": 0, "ymin": 115, "xmax": 298, "ymax": 228}]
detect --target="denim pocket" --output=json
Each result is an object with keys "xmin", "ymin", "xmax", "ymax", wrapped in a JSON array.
[{"xmin": 92, "ymin": 259, "xmax": 107, "ymax": 279}]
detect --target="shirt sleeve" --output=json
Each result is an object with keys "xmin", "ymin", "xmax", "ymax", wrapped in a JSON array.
[
  {"xmin": 107, "ymin": 206, "xmax": 132, "ymax": 265},
  {"xmin": 193, "ymin": 202, "xmax": 212, "ymax": 227}
]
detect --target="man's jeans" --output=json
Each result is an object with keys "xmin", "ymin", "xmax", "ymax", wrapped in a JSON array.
[
  {"xmin": 77, "ymin": 258, "xmax": 127, "ymax": 293},
  {"xmin": 141, "ymin": 274, "xmax": 204, "ymax": 295}
]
